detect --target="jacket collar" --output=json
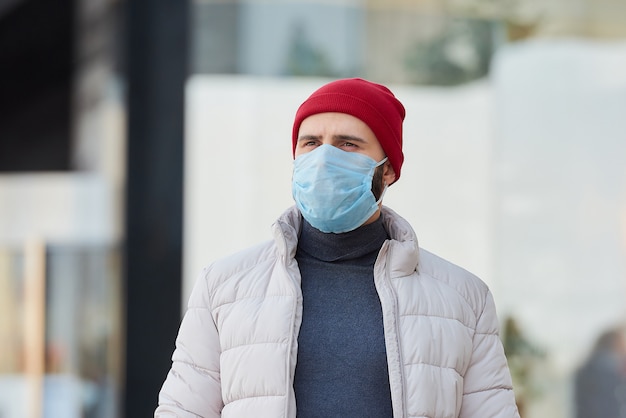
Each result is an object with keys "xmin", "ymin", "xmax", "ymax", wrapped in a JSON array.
[{"xmin": 273, "ymin": 206, "xmax": 420, "ymax": 274}]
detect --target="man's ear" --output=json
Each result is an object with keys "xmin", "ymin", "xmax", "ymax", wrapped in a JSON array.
[{"xmin": 383, "ymin": 161, "xmax": 396, "ymax": 185}]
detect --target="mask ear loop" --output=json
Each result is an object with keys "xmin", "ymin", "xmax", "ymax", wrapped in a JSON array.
[
  {"xmin": 376, "ymin": 182, "xmax": 388, "ymax": 205},
  {"xmin": 374, "ymin": 157, "xmax": 389, "ymax": 204}
]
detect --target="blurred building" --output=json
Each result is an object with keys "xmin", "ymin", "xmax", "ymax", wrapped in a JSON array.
[{"xmin": 0, "ymin": 0, "xmax": 125, "ymax": 417}]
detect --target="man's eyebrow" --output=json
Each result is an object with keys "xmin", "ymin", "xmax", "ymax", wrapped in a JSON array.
[
  {"xmin": 297, "ymin": 135, "xmax": 321, "ymax": 142},
  {"xmin": 333, "ymin": 134, "xmax": 366, "ymax": 143},
  {"xmin": 297, "ymin": 134, "xmax": 367, "ymax": 143}
]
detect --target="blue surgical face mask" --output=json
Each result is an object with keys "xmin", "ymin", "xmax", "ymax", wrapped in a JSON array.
[{"xmin": 292, "ymin": 144, "xmax": 388, "ymax": 234}]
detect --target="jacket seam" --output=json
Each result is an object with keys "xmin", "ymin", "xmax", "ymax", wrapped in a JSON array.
[
  {"xmin": 404, "ymin": 361, "xmax": 462, "ymax": 374},
  {"xmin": 399, "ymin": 312, "xmax": 473, "ymax": 330},
  {"xmin": 225, "ymin": 394, "xmax": 286, "ymax": 406},
  {"xmin": 229, "ymin": 394, "xmax": 285, "ymax": 400},
  {"xmin": 474, "ymin": 291, "xmax": 489, "ymax": 328},
  {"xmin": 221, "ymin": 340, "xmax": 287, "ymax": 354},
  {"xmin": 157, "ymin": 400, "xmax": 204, "ymax": 418},
  {"xmin": 474, "ymin": 330, "xmax": 498, "ymax": 336},
  {"xmin": 172, "ymin": 359, "xmax": 217, "ymax": 375},
  {"xmin": 211, "ymin": 293, "xmax": 292, "ymax": 311},
  {"xmin": 464, "ymin": 385, "xmax": 514, "ymax": 396}
]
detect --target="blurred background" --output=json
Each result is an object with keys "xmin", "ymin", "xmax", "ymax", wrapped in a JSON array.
[{"xmin": 1, "ymin": 0, "xmax": 625, "ymax": 417}]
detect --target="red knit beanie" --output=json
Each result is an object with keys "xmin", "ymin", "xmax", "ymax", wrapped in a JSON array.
[{"xmin": 292, "ymin": 78, "xmax": 406, "ymax": 182}]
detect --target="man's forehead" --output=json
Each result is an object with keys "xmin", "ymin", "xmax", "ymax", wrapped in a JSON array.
[{"xmin": 298, "ymin": 112, "xmax": 374, "ymax": 132}]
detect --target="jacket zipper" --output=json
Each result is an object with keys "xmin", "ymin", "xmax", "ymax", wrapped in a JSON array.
[
  {"xmin": 376, "ymin": 242, "xmax": 407, "ymax": 418},
  {"xmin": 272, "ymin": 220, "xmax": 299, "ymax": 418},
  {"xmin": 284, "ymin": 232, "xmax": 302, "ymax": 418}
]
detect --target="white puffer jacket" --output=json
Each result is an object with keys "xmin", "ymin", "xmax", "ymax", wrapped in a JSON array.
[{"xmin": 156, "ymin": 206, "xmax": 519, "ymax": 418}]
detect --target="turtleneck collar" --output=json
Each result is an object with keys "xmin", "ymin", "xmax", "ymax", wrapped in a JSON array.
[{"xmin": 297, "ymin": 215, "xmax": 389, "ymax": 263}]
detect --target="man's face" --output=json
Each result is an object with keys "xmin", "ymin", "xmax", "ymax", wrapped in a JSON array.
[{"xmin": 294, "ymin": 112, "xmax": 396, "ymax": 186}]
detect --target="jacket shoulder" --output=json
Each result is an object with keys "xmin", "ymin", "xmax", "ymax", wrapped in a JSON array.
[
  {"xmin": 417, "ymin": 248, "xmax": 490, "ymax": 316},
  {"xmin": 188, "ymin": 240, "xmax": 278, "ymax": 307},
  {"xmin": 209, "ymin": 240, "xmax": 276, "ymax": 274}
]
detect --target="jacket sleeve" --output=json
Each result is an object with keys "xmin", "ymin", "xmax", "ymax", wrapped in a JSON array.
[
  {"xmin": 155, "ymin": 268, "xmax": 223, "ymax": 418},
  {"xmin": 459, "ymin": 291, "xmax": 520, "ymax": 418}
]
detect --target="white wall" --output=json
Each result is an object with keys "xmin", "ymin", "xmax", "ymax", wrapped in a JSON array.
[{"xmin": 491, "ymin": 38, "xmax": 626, "ymax": 371}]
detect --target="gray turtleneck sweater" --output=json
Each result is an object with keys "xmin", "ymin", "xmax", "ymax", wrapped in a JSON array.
[{"xmin": 293, "ymin": 216, "xmax": 393, "ymax": 417}]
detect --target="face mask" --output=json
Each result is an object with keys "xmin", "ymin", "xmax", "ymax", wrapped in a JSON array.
[{"xmin": 292, "ymin": 144, "xmax": 388, "ymax": 233}]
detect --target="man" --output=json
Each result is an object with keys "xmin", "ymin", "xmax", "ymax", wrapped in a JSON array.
[
  {"xmin": 155, "ymin": 78, "xmax": 519, "ymax": 417},
  {"xmin": 574, "ymin": 328, "xmax": 626, "ymax": 418}
]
